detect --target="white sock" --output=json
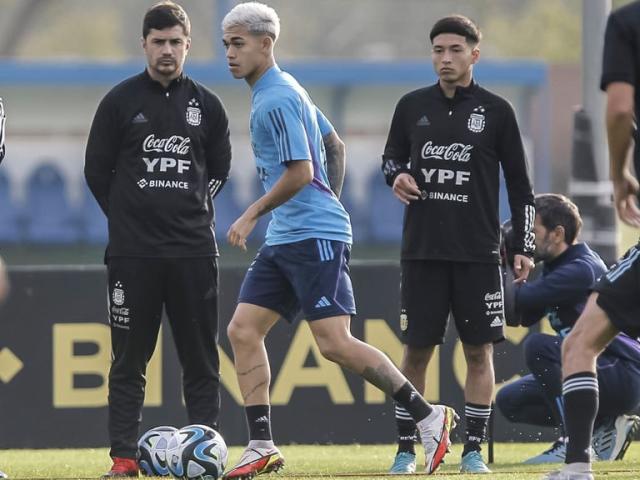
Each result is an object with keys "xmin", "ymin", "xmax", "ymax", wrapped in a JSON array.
[
  {"xmin": 563, "ymin": 462, "xmax": 591, "ymax": 473},
  {"xmin": 247, "ymin": 439, "xmax": 276, "ymax": 450}
]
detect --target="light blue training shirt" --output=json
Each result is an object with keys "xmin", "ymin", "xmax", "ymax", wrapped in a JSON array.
[{"xmin": 250, "ymin": 65, "xmax": 352, "ymax": 246}]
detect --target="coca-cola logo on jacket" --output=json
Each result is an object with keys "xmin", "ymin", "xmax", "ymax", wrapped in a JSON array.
[
  {"xmin": 142, "ymin": 135, "xmax": 191, "ymax": 155},
  {"xmin": 421, "ymin": 141, "xmax": 473, "ymax": 162}
]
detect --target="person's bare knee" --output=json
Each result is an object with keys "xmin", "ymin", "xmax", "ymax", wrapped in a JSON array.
[
  {"xmin": 313, "ymin": 320, "xmax": 352, "ymax": 364},
  {"xmin": 227, "ymin": 319, "xmax": 259, "ymax": 348},
  {"xmin": 309, "ymin": 317, "xmax": 354, "ymax": 364},
  {"xmin": 463, "ymin": 343, "xmax": 493, "ymax": 373},
  {"xmin": 317, "ymin": 341, "xmax": 345, "ymax": 364},
  {"xmin": 402, "ymin": 346, "xmax": 432, "ymax": 374},
  {"xmin": 227, "ymin": 304, "xmax": 278, "ymax": 349},
  {"xmin": 562, "ymin": 294, "xmax": 619, "ymax": 376}
]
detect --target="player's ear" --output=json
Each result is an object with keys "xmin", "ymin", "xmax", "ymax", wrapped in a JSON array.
[
  {"xmin": 471, "ymin": 45, "xmax": 480, "ymax": 64},
  {"xmin": 261, "ymin": 34, "xmax": 273, "ymax": 53},
  {"xmin": 553, "ymin": 225, "xmax": 566, "ymax": 244}
]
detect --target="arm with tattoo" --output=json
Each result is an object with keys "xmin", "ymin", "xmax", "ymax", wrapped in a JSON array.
[{"xmin": 323, "ymin": 131, "xmax": 346, "ymax": 198}]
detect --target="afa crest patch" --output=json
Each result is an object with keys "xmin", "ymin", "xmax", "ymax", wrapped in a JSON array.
[
  {"xmin": 112, "ymin": 281, "xmax": 125, "ymax": 306},
  {"xmin": 186, "ymin": 98, "xmax": 202, "ymax": 126},
  {"xmin": 400, "ymin": 312, "xmax": 408, "ymax": 332},
  {"xmin": 467, "ymin": 106, "xmax": 486, "ymax": 133}
]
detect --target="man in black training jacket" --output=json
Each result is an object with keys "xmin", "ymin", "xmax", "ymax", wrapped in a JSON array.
[
  {"xmin": 382, "ymin": 14, "xmax": 535, "ymax": 475},
  {"xmin": 85, "ymin": 2, "xmax": 231, "ymax": 477}
]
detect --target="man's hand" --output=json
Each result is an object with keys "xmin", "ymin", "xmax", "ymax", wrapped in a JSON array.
[
  {"xmin": 392, "ymin": 173, "xmax": 421, "ymax": 205},
  {"xmin": 613, "ymin": 171, "xmax": 640, "ymax": 227},
  {"xmin": 227, "ymin": 208, "xmax": 258, "ymax": 251},
  {"xmin": 512, "ymin": 254, "xmax": 534, "ymax": 284}
]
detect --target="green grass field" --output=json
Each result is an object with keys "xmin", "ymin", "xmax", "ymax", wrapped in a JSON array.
[{"xmin": 2, "ymin": 442, "xmax": 639, "ymax": 479}]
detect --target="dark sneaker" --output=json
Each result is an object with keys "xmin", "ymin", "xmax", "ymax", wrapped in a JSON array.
[{"xmin": 102, "ymin": 457, "xmax": 139, "ymax": 478}]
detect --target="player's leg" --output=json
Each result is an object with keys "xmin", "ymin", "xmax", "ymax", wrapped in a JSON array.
[
  {"xmin": 164, "ymin": 257, "xmax": 221, "ymax": 429},
  {"xmin": 224, "ymin": 303, "xmax": 284, "ymax": 480},
  {"xmin": 521, "ymin": 333, "xmax": 570, "ymax": 463},
  {"xmin": 104, "ymin": 258, "xmax": 164, "ymax": 477},
  {"xmin": 284, "ymin": 241, "xmax": 455, "ymax": 474},
  {"xmin": 546, "ymin": 245, "xmax": 640, "ymax": 479},
  {"xmin": 524, "ymin": 333, "xmax": 565, "ymax": 429},
  {"xmin": 457, "ymin": 342, "xmax": 493, "ymax": 473},
  {"xmin": 308, "ymin": 314, "xmax": 457, "ymax": 474},
  {"xmin": 388, "ymin": 259, "xmax": 450, "ymax": 473},
  {"xmin": 592, "ymin": 347, "xmax": 640, "ymax": 460},
  {"xmin": 543, "ymin": 295, "xmax": 616, "ymax": 479},
  {"xmin": 496, "ymin": 373, "xmax": 553, "ymax": 427},
  {"xmin": 453, "ymin": 262, "xmax": 505, "ymax": 473},
  {"xmin": 496, "ymin": 373, "xmax": 566, "ymax": 464},
  {"xmin": 388, "ymin": 346, "xmax": 435, "ymax": 473},
  {"xmin": 224, "ymin": 245, "xmax": 297, "ymax": 479}
]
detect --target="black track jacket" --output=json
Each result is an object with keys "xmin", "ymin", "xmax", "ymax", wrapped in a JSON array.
[
  {"xmin": 383, "ymin": 81, "xmax": 535, "ymax": 263},
  {"xmin": 85, "ymin": 70, "xmax": 232, "ymax": 258}
]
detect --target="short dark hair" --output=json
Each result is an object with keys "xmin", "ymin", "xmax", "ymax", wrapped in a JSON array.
[
  {"xmin": 143, "ymin": 1, "xmax": 191, "ymax": 38},
  {"xmin": 429, "ymin": 14, "xmax": 481, "ymax": 45},
  {"xmin": 535, "ymin": 193, "xmax": 583, "ymax": 245}
]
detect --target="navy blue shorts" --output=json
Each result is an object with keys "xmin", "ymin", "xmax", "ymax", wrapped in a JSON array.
[{"xmin": 238, "ymin": 238, "xmax": 357, "ymax": 322}]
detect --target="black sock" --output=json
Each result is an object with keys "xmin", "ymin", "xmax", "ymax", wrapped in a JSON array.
[
  {"xmin": 563, "ymin": 372, "xmax": 598, "ymax": 464},
  {"xmin": 462, "ymin": 403, "xmax": 491, "ymax": 456},
  {"xmin": 246, "ymin": 405, "xmax": 272, "ymax": 441},
  {"xmin": 394, "ymin": 403, "xmax": 417, "ymax": 454},
  {"xmin": 392, "ymin": 382, "xmax": 433, "ymax": 422}
]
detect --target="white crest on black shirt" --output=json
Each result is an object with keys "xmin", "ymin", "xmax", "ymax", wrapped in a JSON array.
[
  {"xmin": 468, "ymin": 106, "xmax": 485, "ymax": 133},
  {"xmin": 186, "ymin": 98, "xmax": 202, "ymax": 126}
]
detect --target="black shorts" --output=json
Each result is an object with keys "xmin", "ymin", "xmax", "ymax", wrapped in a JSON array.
[
  {"xmin": 400, "ymin": 260, "xmax": 505, "ymax": 347},
  {"xmin": 595, "ymin": 243, "xmax": 640, "ymax": 338}
]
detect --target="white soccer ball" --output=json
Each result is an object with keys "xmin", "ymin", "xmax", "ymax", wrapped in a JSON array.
[
  {"xmin": 138, "ymin": 425, "xmax": 178, "ymax": 476},
  {"xmin": 166, "ymin": 424, "xmax": 228, "ymax": 479}
]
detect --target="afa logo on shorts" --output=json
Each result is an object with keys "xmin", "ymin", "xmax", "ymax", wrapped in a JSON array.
[
  {"xmin": 400, "ymin": 310, "xmax": 408, "ymax": 332},
  {"xmin": 112, "ymin": 281, "xmax": 125, "ymax": 306}
]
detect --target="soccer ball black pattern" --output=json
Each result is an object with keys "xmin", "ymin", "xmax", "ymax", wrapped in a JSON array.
[
  {"xmin": 138, "ymin": 426, "xmax": 178, "ymax": 476},
  {"xmin": 166, "ymin": 424, "xmax": 228, "ymax": 479}
]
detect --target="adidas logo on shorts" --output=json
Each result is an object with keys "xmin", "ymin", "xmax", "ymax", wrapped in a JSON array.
[
  {"xmin": 490, "ymin": 316, "xmax": 504, "ymax": 327},
  {"xmin": 314, "ymin": 296, "xmax": 331, "ymax": 308}
]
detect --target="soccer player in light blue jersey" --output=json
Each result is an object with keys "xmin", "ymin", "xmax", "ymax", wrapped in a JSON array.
[{"xmin": 221, "ymin": 3, "xmax": 457, "ymax": 478}]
